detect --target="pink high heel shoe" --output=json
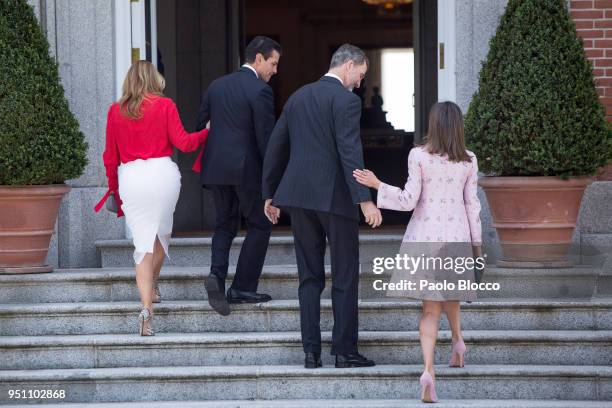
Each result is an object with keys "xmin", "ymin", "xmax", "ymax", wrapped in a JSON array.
[
  {"xmin": 419, "ymin": 371, "xmax": 438, "ymax": 403},
  {"xmin": 449, "ymin": 339, "xmax": 466, "ymax": 367}
]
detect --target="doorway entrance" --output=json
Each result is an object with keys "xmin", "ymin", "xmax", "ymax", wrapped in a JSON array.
[{"xmin": 123, "ymin": 0, "xmax": 438, "ymax": 233}]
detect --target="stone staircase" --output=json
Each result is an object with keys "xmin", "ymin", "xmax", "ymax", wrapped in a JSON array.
[{"xmin": 0, "ymin": 233, "xmax": 611, "ymax": 407}]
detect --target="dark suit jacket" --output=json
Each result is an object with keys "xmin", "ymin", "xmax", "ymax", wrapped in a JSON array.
[
  {"xmin": 262, "ymin": 76, "xmax": 371, "ymax": 220},
  {"xmin": 195, "ymin": 67, "xmax": 275, "ymax": 191}
]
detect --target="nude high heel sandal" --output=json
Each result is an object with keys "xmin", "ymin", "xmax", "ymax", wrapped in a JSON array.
[{"xmin": 138, "ymin": 308, "xmax": 154, "ymax": 336}]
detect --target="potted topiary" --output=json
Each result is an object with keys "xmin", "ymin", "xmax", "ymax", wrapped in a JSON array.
[
  {"xmin": 0, "ymin": 0, "xmax": 87, "ymax": 273},
  {"xmin": 465, "ymin": 0, "xmax": 612, "ymax": 267}
]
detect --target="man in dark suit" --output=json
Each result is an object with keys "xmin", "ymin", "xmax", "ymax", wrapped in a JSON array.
[
  {"xmin": 195, "ymin": 36, "xmax": 281, "ymax": 316},
  {"xmin": 262, "ymin": 44, "xmax": 382, "ymax": 369}
]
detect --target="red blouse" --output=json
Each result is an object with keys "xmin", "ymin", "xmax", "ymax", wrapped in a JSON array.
[{"xmin": 94, "ymin": 95, "xmax": 208, "ymax": 217}]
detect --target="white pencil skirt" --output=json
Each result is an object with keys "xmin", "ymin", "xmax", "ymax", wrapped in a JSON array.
[{"xmin": 118, "ymin": 156, "xmax": 181, "ymax": 265}]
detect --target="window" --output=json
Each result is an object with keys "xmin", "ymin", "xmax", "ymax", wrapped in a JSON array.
[{"xmin": 381, "ymin": 48, "xmax": 415, "ymax": 132}]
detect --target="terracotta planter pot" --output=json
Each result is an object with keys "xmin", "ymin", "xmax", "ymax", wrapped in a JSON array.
[
  {"xmin": 0, "ymin": 184, "xmax": 70, "ymax": 274},
  {"xmin": 479, "ymin": 176, "xmax": 592, "ymax": 268}
]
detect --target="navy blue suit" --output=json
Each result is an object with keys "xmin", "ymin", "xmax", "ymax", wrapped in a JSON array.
[
  {"xmin": 195, "ymin": 67, "xmax": 275, "ymax": 292},
  {"xmin": 262, "ymin": 76, "xmax": 371, "ymax": 219},
  {"xmin": 196, "ymin": 66, "xmax": 275, "ymax": 190},
  {"xmin": 262, "ymin": 76, "xmax": 371, "ymax": 355}
]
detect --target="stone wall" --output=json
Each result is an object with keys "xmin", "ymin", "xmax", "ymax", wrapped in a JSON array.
[
  {"xmin": 29, "ymin": 0, "xmax": 124, "ymax": 268},
  {"xmin": 454, "ymin": 0, "xmax": 508, "ymax": 262}
]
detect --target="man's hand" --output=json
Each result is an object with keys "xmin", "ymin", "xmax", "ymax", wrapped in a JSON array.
[
  {"xmin": 264, "ymin": 199, "xmax": 281, "ymax": 224},
  {"xmin": 360, "ymin": 201, "xmax": 382, "ymax": 228}
]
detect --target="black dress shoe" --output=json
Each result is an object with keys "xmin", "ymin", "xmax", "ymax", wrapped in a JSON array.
[
  {"xmin": 205, "ymin": 274, "xmax": 230, "ymax": 316},
  {"xmin": 226, "ymin": 288, "xmax": 272, "ymax": 304},
  {"xmin": 335, "ymin": 353, "xmax": 376, "ymax": 368},
  {"xmin": 304, "ymin": 352, "xmax": 322, "ymax": 369}
]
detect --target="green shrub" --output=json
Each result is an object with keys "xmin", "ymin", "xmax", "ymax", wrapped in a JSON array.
[
  {"xmin": 0, "ymin": 0, "xmax": 87, "ymax": 185},
  {"xmin": 465, "ymin": 0, "xmax": 612, "ymax": 178}
]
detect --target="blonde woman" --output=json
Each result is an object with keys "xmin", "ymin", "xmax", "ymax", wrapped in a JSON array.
[
  {"xmin": 354, "ymin": 102, "xmax": 483, "ymax": 402},
  {"xmin": 95, "ymin": 61, "xmax": 208, "ymax": 336}
]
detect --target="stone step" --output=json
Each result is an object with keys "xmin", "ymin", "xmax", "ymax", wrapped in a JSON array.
[
  {"xmin": 0, "ymin": 264, "xmax": 602, "ymax": 303},
  {"xmin": 2, "ymin": 330, "xmax": 611, "ymax": 370},
  {"xmin": 0, "ymin": 265, "xmax": 324, "ymax": 303},
  {"xmin": 6, "ymin": 399, "xmax": 612, "ymax": 408},
  {"xmin": 96, "ymin": 234, "xmax": 403, "ymax": 267},
  {"xmin": 0, "ymin": 364, "xmax": 610, "ymax": 403},
  {"xmin": 1, "ymin": 299, "xmax": 610, "ymax": 336}
]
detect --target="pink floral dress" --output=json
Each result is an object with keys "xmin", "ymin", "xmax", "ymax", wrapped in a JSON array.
[{"xmin": 376, "ymin": 146, "xmax": 482, "ymax": 301}]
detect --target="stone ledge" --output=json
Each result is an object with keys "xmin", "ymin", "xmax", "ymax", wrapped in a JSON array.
[
  {"xmin": 3, "ymin": 330, "xmax": 612, "ymax": 348},
  {"xmin": 0, "ymin": 364, "xmax": 609, "ymax": 403},
  {"xmin": 6, "ymin": 399, "xmax": 612, "ymax": 408},
  {"xmin": 2, "ymin": 298, "xmax": 612, "ymax": 315},
  {"xmin": 3, "ymin": 330, "xmax": 611, "ymax": 370},
  {"xmin": 95, "ymin": 233, "xmax": 406, "ymax": 248},
  {"xmin": 0, "ymin": 264, "xmax": 603, "ymax": 302},
  {"xmin": 1, "ymin": 363, "xmax": 611, "ymax": 381}
]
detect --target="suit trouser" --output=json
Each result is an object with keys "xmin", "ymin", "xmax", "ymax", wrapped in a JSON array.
[
  {"xmin": 288, "ymin": 207, "xmax": 360, "ymax": 355},
  {"xmin": 209, "ymin": 185, "xmax": 271, "ymax": 292}
]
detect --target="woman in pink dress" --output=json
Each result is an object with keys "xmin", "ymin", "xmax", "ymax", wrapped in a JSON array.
[{"xmin": 354, "ymin": 101, "xmax": 483, "ymax": 403}]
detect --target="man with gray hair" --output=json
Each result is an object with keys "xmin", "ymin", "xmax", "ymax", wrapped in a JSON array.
[{"xmin": 262, "ymin": 44, "xmax": 381, "ymax": 369}]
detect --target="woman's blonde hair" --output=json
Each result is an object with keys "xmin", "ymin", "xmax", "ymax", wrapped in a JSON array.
[
  {"xmin": 422, "ymin": 101, "xmax": 471, "ymax": 163},
  {"xmin": 119, "ymin": 60, "xmax": 165, "ymax": 119}
]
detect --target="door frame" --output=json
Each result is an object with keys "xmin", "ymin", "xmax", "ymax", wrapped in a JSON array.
[
  {"xmin": 413, "ymin": 0, "xmax": 439, "ymax": 144},
  {"xmin": 437, "ymin": 0, "xmax": 457, "ymax": 103},
  {"xmin": 113, "ymin": 0, "xmax": 157, "ymax": 100},
  {"xmin": 113, "ymin": 0, "xmax": 157, "ymax": 238},
  {"xmin": 113, "ymin": 0, "xmax": 458, "ymax": 233}
]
